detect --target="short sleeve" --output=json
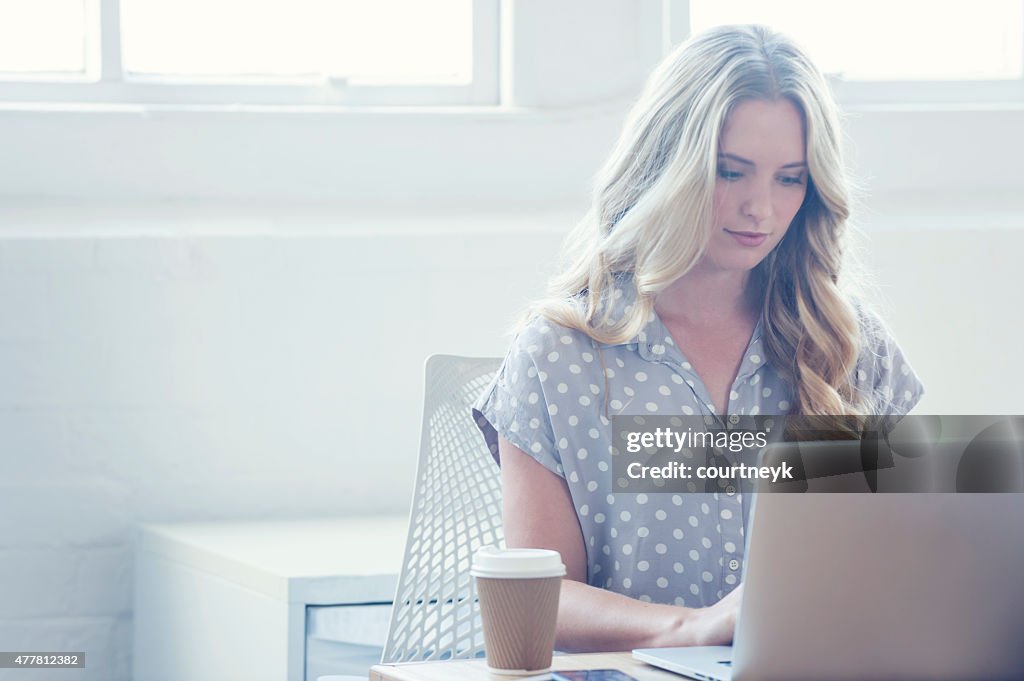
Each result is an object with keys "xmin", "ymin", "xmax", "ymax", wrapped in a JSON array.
[
  {"xmin": 853, "ymin": 306, "xmax": 925, "ymax": 416},
  {"xmin": 472, "ymin": 320, "xmax": 564, "ymax": 478}
]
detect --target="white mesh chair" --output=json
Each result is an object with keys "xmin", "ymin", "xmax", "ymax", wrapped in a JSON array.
[
  {"xmin": 381, "ymin": 354, "xmax": 505, "ymax": 663},
  {"xmin": 317, "ymin": 355, "xmax": 503, "ymax": 681}
]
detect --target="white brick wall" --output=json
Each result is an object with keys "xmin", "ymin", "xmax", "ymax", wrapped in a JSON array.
[
  {"xmin": 0, "ymin": 208, "xmax": 569, "ymax": 680},
  {"xmin": 1, "ymin": 202, "xmax": 1021, "ymax": 679}
]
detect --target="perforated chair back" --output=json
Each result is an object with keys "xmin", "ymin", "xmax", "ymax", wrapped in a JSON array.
[{"xmin": 382, "ymin": 354, "xmax": 504, "ymax": 663}]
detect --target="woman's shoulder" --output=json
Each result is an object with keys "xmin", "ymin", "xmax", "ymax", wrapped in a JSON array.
[
  {"xmin": 848, "ymin": 299, "xmax": 925, "ymax": 415},
  {"xmin": 509, "ymin": 314, "xmax": 599, "ymax": 362},
  {"xmin": 850, "ymin": 299, "xmax": 890, "ymax": 342},
  {"xmin": 850, "ymin": 300, "xmax": 908, "ymax": 368},
  {"xmin": 475, "ymin": 313, "xmax": 599, "ymax": 477},
  {"xmin": 512, "ymin": 275, "xmax": 638, "ymax": 355}
]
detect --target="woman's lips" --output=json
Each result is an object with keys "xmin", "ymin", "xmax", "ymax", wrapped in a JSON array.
[{"xmin": 725, "ymin": 229, "xmax": 768, "ymax": 247}]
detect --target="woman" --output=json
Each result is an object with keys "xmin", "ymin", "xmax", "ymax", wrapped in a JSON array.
[{"xmin": 473, "ymin": 24, "xmax": 923, "ymax": 651}]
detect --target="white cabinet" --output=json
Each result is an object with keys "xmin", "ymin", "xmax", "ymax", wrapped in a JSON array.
[{"xmin": 133, "ymin": 516, "xmax": 407, "ymax": 681}]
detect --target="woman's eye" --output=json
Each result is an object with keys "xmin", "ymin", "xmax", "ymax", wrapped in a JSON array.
[
  {"xmin": 779, "ymin": 175, "xmax": 805, "ymax": 186},
  {"xmin": 717, "ymin": 168, "xmax": 742, "ymax": 181}
]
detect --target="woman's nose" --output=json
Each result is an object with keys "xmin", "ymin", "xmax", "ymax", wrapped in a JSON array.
[{"xmin": 742, "ymin": 184, "xmax": 774, "ymax": 224}]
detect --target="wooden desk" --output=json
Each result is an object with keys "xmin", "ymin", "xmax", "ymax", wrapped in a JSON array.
[{"xmin": 370, "ymin": 652, "xmax": 681, "ymax": 681}]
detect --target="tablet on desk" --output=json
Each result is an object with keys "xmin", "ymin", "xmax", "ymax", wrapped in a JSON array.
[{"xmin": 553, "ymin": 670, "xmax": 642, "ymax": 681}]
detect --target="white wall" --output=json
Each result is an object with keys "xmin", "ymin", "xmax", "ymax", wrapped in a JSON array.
[
  {"xmin": 2, "ymin": 201, "xmax": 1023, "ymax": 681},
  {"xmin": 2, "ymin": 2, "xmax": 1024, "ymax": 679},
  {"xmin": 0, "ymin": 206, "xmax": 565, "ymax": 681}
]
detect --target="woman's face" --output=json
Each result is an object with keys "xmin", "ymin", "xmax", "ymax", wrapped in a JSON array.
[{"xmin": 704, "ymin": 98, "xmax": 808, "ymax": 273}]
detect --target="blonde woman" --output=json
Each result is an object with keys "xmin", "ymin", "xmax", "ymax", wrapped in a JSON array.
[{"xmin": 473, "ymin": 25, "xmax": 922, "ymax": 651}]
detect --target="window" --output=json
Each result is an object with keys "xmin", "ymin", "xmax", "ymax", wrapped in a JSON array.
[
  {"xmin": 665, "ymin": 0, "xmax": 1024, "ymax": 105},
  {"xmin": 0, "ymin": 0, "xmax": 499, "ymax": 106},
  {"xmin": 0, "ymin": 0, "xmax": 87, "ymax": 75}
]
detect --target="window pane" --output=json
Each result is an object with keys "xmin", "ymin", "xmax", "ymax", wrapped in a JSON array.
[
  {"xmin": 691, "ymin": 0, "xmax": 1024, "ymax": 80},
  {"xmin": 120, "ymin": 0, "xmax": 473, "ymax": 84},
  {"xmin": 0, "ymin": 0, "xmax": 86, "ymax": 74}
]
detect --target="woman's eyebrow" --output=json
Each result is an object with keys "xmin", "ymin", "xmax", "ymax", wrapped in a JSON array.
[{"xmin": 718, "ymin": 152, "xmax": 807, "ymax": 169}]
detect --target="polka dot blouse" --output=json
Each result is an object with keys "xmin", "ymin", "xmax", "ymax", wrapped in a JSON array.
[{"xmin": 473, "ymin": 276, "xmax": 924, "ymax": 607}]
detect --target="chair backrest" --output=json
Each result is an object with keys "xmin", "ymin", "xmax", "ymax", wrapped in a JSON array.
[{"xmin": 382, "ymin": 354, "xmax": 504, "ymax": 663}]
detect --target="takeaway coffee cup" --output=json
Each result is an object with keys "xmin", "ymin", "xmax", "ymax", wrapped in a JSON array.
[{"xmin": 471, "ymin": 546, "xmax": 566, "ymax": 675}]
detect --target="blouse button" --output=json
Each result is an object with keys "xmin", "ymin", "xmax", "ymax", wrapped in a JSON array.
[{"xmin": 728, "ymin": 559, "xmax": 741, "ymax": 571}]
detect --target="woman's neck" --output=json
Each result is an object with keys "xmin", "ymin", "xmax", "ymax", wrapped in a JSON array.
[{"xmin": 653, "ymin": 266, "xmax": 761, "ymax": 327}]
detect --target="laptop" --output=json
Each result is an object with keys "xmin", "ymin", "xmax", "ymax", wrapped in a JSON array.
[{"xmin": 633, "ymin": 439, "xmax": 1024, "ymax": 681}]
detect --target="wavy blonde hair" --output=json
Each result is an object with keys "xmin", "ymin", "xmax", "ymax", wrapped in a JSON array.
[{"xmin": 527, "ymin": 24, "xmax": 865, "ymax": 416}]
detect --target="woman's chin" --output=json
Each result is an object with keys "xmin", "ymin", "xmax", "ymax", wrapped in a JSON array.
[{"xmin": 702, "ymin": 253, "xmax": 769, "ymax": 274}]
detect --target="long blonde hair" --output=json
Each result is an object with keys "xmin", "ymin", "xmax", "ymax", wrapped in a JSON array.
[{"xmin": 527, "ymin": 24, "xmax": 864, "ymax": 416}]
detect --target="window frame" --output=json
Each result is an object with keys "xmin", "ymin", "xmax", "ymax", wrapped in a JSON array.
[
  {"xmin": 0, "ymin": 0, "xmax": 1021, "ymax": 205},
  {"xmin": 0, "ymin": 0, "xmax": 500, "ymax": 107},
  {"xmin": 662, "ymin": 0, "xmax": 1024, "ymax": 108}
]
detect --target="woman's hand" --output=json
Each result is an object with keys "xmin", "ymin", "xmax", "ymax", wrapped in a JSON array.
[{"xmin": 681, "ymin": 584, "xmax": 744, "ymax": 646}]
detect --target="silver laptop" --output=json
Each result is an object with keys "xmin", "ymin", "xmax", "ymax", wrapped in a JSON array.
[{"xmin": 633, "ymin": 439, "xmax": 1024, "ymax": 681}]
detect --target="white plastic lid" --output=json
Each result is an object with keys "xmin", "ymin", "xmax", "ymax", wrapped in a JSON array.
[{"xmin": 470, "ymin": 546, "xmax": 566, "ymax": 579}]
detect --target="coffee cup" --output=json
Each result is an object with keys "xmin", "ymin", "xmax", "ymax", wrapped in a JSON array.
[{"xmin": 471, "ymin": 546, "xmax": 566, "ymax": 675}]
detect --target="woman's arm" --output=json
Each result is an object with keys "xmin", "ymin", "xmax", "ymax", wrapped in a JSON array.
[{"xmin": 499, "ymin": 436, "xmax": 740, "ymax": 651}]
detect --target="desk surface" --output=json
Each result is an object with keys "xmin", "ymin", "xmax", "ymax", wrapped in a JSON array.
[
  {"xmin": 139, "ymin": 515, "xmax": 408, "ymax": 577},
  {"xmin": 370, "ymin": 652, "xmax": 682, "ymax": 681},
  {"xmin": 136, "ymin": 515, "xmax": 408, "ymax": 603}
]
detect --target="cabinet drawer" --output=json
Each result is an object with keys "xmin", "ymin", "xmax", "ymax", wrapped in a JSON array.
[{"xmin": 306, "ymin": 603, "xmax": 392, "ymax": 681}]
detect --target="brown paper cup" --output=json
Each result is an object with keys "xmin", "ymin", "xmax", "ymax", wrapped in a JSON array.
[{"xmin": 475, "ymin": 575, "xmax": 562, "ymax": 674}]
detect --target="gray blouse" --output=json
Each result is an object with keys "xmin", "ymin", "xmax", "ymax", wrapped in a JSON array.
[{"xmin": 473, "ymin": 276, "xmax": 924, "ymax": 607}]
